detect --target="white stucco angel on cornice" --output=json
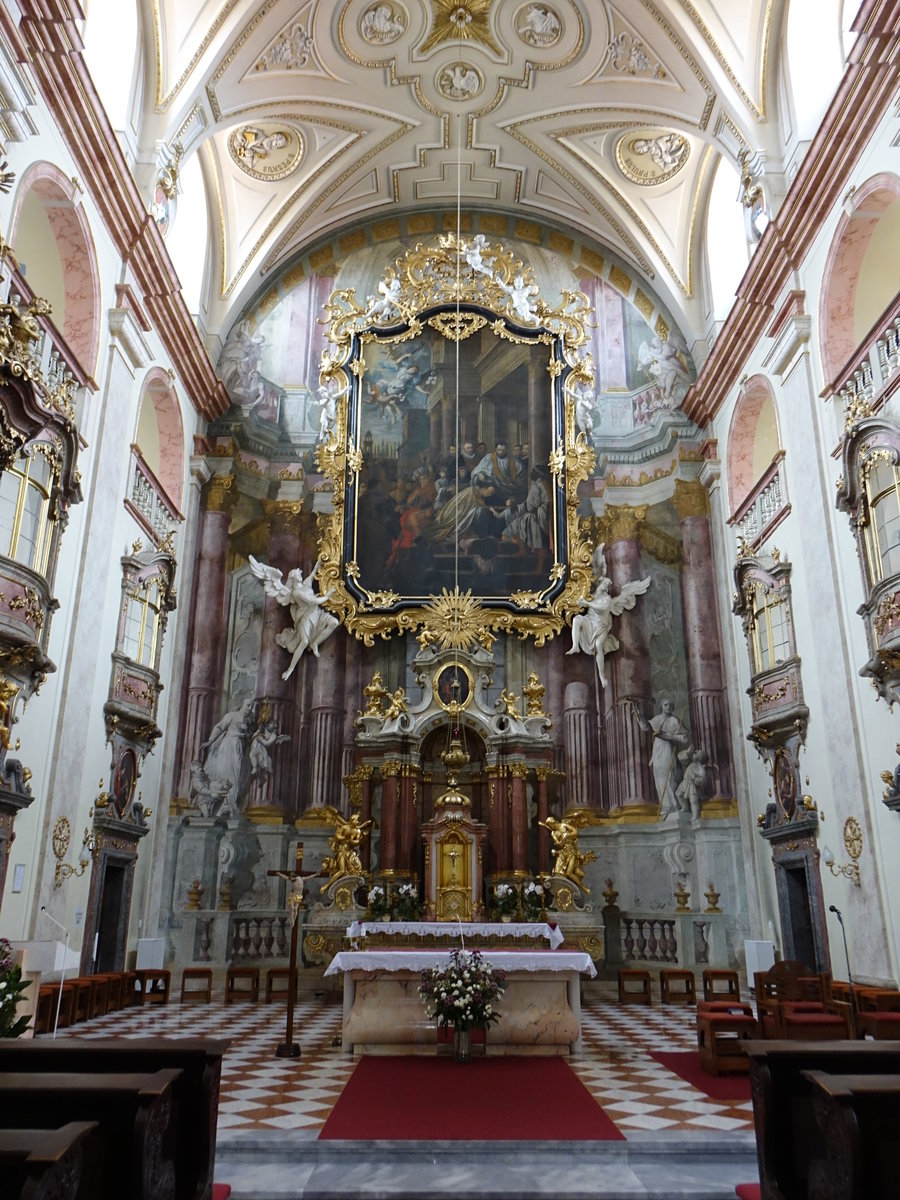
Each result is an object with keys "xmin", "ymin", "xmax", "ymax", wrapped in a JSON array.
[
  {"xmin": 248, "ymin": 557, "xmax": 339, "ymax": 679},
  {"xmin": 567, "ymin": 545, "xmax": 651, "ymax": 688}
]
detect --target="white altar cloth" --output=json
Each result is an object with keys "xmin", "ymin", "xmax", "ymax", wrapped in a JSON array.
[
  {"xmin": 326, "ymin": 949, "xmax": 595, "ymax": 1056},
  {"xmin": 344, "ymin": 920, "xmax": 565, "ymax": 949},
  {"xmin": 325, "ymin": 948, "xmax": 594, "ymax": 977}
]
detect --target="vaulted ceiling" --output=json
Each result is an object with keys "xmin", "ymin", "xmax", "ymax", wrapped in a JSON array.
[{"xmin": 140, "ymin": 0, "xmax": 786, "ymax": 337}]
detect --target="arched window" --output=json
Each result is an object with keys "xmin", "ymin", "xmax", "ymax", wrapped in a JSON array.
[
  {"xmin": 861, "ymin": 453, "xmax": 900, "ymax": 583},
  {"xmin": 705, "ymin": 158, "xmax": 750, "ymax": 322},
  {"xmin": 0, "ymin": 444, "xmax": 55, "ymax": 575},
  {"xmin": 121, "ymin": 574, "xmax": 165, "ymax": 668}
]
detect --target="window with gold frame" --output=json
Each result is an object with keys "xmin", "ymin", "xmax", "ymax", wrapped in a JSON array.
[
  {"xmin": 860, "ymin": 452, "xmax": 900, "ymax": 584},
  {"xmin": 0, "ymin": 445, "xmax": 56, "ymax": 576},
  {"xmin": 121, "ymin": 575, "xmax": 165, "ymax": 668},
  {"xmin": 747, "ymin": 579, "xmax": 793, "ymax": 674}
]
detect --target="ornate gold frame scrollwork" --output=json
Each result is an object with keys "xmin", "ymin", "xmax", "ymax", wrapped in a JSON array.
[{"xmin": 315, "ymin": 234, "xmax": 596, "ymax": 646}]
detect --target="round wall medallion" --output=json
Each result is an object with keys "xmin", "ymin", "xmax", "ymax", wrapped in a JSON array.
[
  {"xmin": 228, "ymin": 124, "xmax": 302, "ymax": 182},
  {"xmin": 515, "ymin": 3, "xmax": 562, "ymax": 47},
  {"xmin": 360, "ymin": 3, "xmax": 406, "ymax": 44},
  {"xmin": 437, "ymin": 62, "xmax": 483, "ymax": 101},
  {"xmin": 614, "ymin": 129, "xmax": 690, "ymax": 186}
]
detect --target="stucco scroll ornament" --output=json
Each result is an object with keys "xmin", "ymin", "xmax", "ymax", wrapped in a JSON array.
[
  {"xmin": 567, "ymin": 545, "xmax": 650, "ymax": 687},
  {"xmin": 248, "ymin": 557, "xmax": 339, "ymax": 678}
]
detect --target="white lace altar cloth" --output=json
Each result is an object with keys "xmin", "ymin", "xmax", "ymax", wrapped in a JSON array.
[
  {"xmin": 345, "ymin": 920, "xmax": 565, "ymax": 949},
  {"xmin": 324, "ymin": 948, "xmax": 596, "ymax": 978}
]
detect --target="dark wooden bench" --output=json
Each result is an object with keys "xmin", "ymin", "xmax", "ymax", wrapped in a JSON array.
[
  {"xmin": 0, "ymin": 1121, "xmax": 98, "ymax": 1200},
  {"xmin": 802, "ymin": 1070, "xmax": 900, "ymax": 1200},
  {"xmin": 0, "ymin": 1037, "xmax": 228, "ymax": 1200},
  {"xmin": 745, "ymin": 1040, "xmax": 900, "ymax": 1200},
  {"xmin": 0, "ymin": 1070, "xmax": 180, "ymax": 1200}
]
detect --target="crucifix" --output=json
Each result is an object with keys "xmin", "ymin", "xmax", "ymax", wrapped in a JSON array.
[{"xmin": 268, "ymin": 842, "xmax": 316, "ymax": 1058}]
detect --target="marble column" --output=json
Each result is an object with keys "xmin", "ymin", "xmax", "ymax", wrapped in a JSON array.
[
  {"xmin": 509, "ymin": 761, "xmax": 529, "ymax": 873},
  {"xmin": 604, "ymin": 505, "xmax": 655, "ymax": 810},
  {"xmin": 357, "ymin": 766, "xmax": 374, "ymax": 870},
  {"xmin": 485, "ymin": 764, "xmax": 503, "ymax": 875},
  {"xmin": 534, "ymin": 765, "xmax": 550, "ymax": 873},
  {"xmin": 379, "ymin": 761, "xmax": 401, "ymax": 871},
  {"xmin": 563, "ymin": 676, "xmax": 595, "ymax": 807},
  {"xmin": 397, "ymin": 764, "xmax": 420, "ymax": 875},
  {"xmin": 673, "ymin": 479, "xmax": 735, "ymax": 800},
  {"xmin": 307, "ymin": 634, "xmax": 345, "ymax": 811},
  {"xmin": 177, "ymin": 474, "xmax": 235, "ymax": 797},
  {"xmin": 252, "ymin": 501, "xmax": 305, "ymax": 817}
]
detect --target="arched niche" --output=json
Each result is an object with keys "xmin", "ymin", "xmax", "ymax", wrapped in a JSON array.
[
  {"xmin": 8, "ymin": 162, "xmax": 102, "ymax": 377},
  {"xmin": 820, "ymin": 172, "xmax": 900, "ymax": 385},
  {"xmin": 726, "ymin": 375, "xmax": 782, "ymax": 514},
  {"xmin": 135, "ymin": 368, "xmax": 185, "ymax": 508}
]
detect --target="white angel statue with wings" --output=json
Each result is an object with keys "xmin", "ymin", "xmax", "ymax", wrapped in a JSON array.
[
  {"xmin": 567, "ymin": 547, "xmax": 651, "ymax": 688},
  {"xmin": 248, "ymin": 556, "xmax": 339, "ymax": 679}
]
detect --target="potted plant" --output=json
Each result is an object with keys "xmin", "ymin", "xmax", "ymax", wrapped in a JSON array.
[
  {"xmin": 522, "ymin": 877, "xmax": 552, "ymax": 920},
  {"xmin": 492, "ymin": 882, "xmax": 518, "ymax": 922},
  {"xmin": 393, "ymin": 882, "xmax": 422, "ymax": 922},
  {"xmin": 366, "ymin": 884, "xmax": 391, "ymax": 921},
  {"xmin": 419, "ymin": 948, "xmax": 506, "ymax": 1061},
  {"xmin": 0, "ymin": 938, "xmax": 31, "ymax": 1038}
]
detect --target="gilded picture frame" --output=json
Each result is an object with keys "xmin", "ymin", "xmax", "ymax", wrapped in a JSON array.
[{"xmin": 315, "ymin": 235, "xmax": 596, "ymax": 647}]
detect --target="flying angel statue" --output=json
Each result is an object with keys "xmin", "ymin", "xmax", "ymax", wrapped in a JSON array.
[
  {"xmin": 248, "ymin": 556, "xmax": 339, "ymax": 679},
  {"xmin": 567, "ymin": 548, "xmax": 651, "ymax": 687}
]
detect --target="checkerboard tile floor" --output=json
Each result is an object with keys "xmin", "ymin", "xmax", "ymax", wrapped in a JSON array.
[{"xmin": 54, "ymin": 988, "xmax": 754, "ymax": 1136}]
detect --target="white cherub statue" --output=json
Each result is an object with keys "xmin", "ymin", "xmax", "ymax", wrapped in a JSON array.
[
  {"xmin": 464, "ymin": 234, "xmax": 493, "ymax": 277},
  {"xmin": 365, "ymin": 277, "xmax": 402, "ymax": 322},
  {"xmin": 248, "ymin": 556, "xmax": 339, "ymax": 679},
  {"xmin": 502, "ymin": 274, "xmax": 539, "ymax": 324}
]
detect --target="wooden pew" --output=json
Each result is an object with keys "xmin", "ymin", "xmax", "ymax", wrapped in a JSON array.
[
  {"xmin": 0, "ymin": 1070, "xmax": 180, "ymax": 1200},
  {"xmin": 802, "ymin": 1070, "xmax": 900, "ymax": 1200},
  {"xmin": 0, "ymin": 1038, "xmax": 228, "ymax": 1200},
  {"xmin": 0, "ymin": 1122, "xmax": 98, "ymax": 1200},
  {"xmin": 745, "ymin": 1040, "xmax": 900, "ymax": 1200}
]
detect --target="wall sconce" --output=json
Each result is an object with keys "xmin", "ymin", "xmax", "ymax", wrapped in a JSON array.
[
  {"xmin": 822, "ymin": 816, "xmax": 863, "ymax": 887},
  {"xmin": 52, "ymin": 815, "xmax": 98, "ymax": 888}
]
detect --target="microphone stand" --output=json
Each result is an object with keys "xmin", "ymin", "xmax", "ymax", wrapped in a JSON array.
[
  {"xmin": 40, "ymin": 907, "xmax": 70, "ymax": 1039},
  {"xmin": 829, "ymin": 905, "xmax": 856, "ymax": 1037}
]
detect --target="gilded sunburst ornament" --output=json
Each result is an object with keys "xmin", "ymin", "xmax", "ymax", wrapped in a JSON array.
[
  {"xmin": 419, "ymin": 587, "xmax": 496, "ymax": 651},
  {"xmin": 421, "ymin": 0, "xmax": 501, "ymax": 57}
]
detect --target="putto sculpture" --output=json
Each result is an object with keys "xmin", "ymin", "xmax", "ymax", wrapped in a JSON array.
[{"xmin": 248, "ymin": 557, "xmax": 339, "ymax": 679}]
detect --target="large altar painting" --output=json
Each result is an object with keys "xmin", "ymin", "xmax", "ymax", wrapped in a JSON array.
[{"xmin": 315, "ymin": 235, "xmax": 596, "ymax": 645}]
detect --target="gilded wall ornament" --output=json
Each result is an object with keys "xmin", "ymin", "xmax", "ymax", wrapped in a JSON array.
[
  {"xmin": 360, "ymin": 3, "xmax": 406, "ymax": 44},
  {"xmin": 315, "ymin": 234, "xmax": 596, "ymax": 646},
  {"xmin": 228, "ymin": 124, "xmax": 302, "ymax": 181},
  {"xmin": 515, "ymin": 4, "xmax": 562, "ymax": 48},
  {"xmin": 615, "ymin": 130, "xmax": 690, "ymax": 186}
]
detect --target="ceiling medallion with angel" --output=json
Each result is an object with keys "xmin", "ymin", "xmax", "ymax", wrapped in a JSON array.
[{"xmin": 314, "ymin": 234, "xmax": 597, "ymax": 647}]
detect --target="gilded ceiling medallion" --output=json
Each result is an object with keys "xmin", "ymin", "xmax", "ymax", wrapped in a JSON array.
[
  {"xmin": 436, "ymin": 61, "xmax": 483, "ymax": 101},
  {"xmin": 228, "ymin": 124, "xmax": 303, "ymax": 181},
  {"xmin": 421, "ymin": 0, "xmax": 501, "ymax": 57},
  {"xmin": 514, "ymin": 4, "xmax": 562, "ymax": 48},
  {"xmin": 614, "ymin": 130, "xmax": 689, "ymax": 186},
  {"xmin": 360, "ymin": 3, "xmax": 407, "ymax": 44}
]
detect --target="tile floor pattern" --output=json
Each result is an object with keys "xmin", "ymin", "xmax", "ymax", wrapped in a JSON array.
[{"xmin": 55, "ymin": 990, "xmax": 754, "ymax": 1137}]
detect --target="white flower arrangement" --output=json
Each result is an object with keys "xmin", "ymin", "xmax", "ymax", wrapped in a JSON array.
[
  {"xmin": 522, "ymin": 877, "xmax": 552, "ymax": 917},
  {"xmin": 492, "ymin": 882, "xmax": 518, "ymax": 918},
  {"xmin": 367, "ymin": 884, "xmax": 391, "ymax": 920},
  {"xmin": 419, "ymin": 949, "xmax": 506, "ymax": 1031}
]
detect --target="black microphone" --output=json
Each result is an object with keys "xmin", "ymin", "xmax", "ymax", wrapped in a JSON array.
[{"xmin": 829, "ymin": 905, "xmax": 844, "ymax": 923}]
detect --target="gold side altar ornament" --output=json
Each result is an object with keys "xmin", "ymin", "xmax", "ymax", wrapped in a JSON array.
[
  {"xmin": 539, "ymin": 814, "xmax": 596, "ymax": 892},
  {"xmin": 318, "ymin": 810, "xmax": 372, "ymax": 889}
]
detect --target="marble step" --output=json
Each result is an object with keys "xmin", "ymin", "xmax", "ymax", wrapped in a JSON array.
[{"xmin": 215, "ymin": 1131, "xmax": 759, "ymax": 1199}]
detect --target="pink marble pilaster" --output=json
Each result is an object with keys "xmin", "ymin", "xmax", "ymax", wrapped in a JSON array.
[
  {"xmin": 379, "ymin": 763, "xmax": 401, "ymax": 870},
  {"xmin": 509, "ymin": 762, "xmax": 529, "ymax": 873}
]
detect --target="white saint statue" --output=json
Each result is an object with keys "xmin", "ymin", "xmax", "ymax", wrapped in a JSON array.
[
  {"xmin": 248, "ymin": 556, "xmax": 339, "ymax": 679},
  {"xmin": 567, "ymin": 564, "xmax": 651, "ymax": 688}
]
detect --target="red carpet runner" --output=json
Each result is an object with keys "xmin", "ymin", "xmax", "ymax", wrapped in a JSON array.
[
  {"xmin": 319, "ymin": 1055, "xmax": 625, "ymax": 1141},
  {"xmin": 649, "ymin": 1051, "xmax": 751, "ymax": 1101}
]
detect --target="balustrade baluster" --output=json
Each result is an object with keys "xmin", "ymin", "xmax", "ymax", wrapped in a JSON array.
[
  {"xmin": 647, "ymin": 921, "xmax": 658, "ymax": 962},
  {"xmin": 622, "ymin": 917, "xmax": 634, "ymax": 960},
  {"xmin": 635, "ymin": 918, "xmax": 647, "ymax": 961}
]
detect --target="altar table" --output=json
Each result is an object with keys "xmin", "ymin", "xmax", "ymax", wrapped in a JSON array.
[{"xmin": 325, "ymin": 949, "xmax": 596, "ymax": 1057}]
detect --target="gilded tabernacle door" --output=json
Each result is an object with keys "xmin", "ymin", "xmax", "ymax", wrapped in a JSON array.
[{"xmin": 315, "ymin": 234, "xmax": 596, "ymax": 647}]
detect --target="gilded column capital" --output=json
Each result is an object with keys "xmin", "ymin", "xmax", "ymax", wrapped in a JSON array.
[
  {"xmin": 262, "ymin": 497, "xmax": 307, "ymax": 533},
  {"xmin": 598, "ymin": 504, "xmax": 648, "ymax": 543},
  {"xmin": 673, "ymin": 478, "xmax": 710, "ymax": 520},
  {"xmin": 381, "ymin": 760, "xmax": 402, "ymax": 778},
  {"xmin": 534, "ymin": 765, "xmax": 551, "ymax": 782},
  {"xmin": 204, "ymin": 474, "xmax": 237, "ymax": 513},
  {"xmin": 508, "ymin": 761, "xmax": 529, "ymax": 779}
]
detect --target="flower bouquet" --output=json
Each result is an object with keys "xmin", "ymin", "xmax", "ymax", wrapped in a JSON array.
[
  {"xmin": 492, "ymin": 882, "xmax": 518, "ymax": 921},
  {"xmin": 393, "ymin": 882, "xmax": 422, "ymax": 922},
  {"xmin": 522, "ymin": 877, "xmax": 552, "ymax": 920},
  {"xmin": 366, "ymin": 885, "xmax": 391, "ymax": 921},
  {"xmin": 0, "ymin": 938, "xmax": 30, "ymax": 1038},
  {"xmin": 419, "ymin": 948, "xmax": 506, "ymax": 1059}
]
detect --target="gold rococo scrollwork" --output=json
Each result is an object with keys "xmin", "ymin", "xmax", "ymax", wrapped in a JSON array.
[{"xmin": 315, "ymin": 234, "xmax": 596, "ymax": 648}]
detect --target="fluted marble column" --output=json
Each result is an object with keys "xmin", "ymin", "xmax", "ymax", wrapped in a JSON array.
[
  {"xmin": 563, "ymin": 677, "xmax": 595, "ymax": 807},
  {"xmin": 673, "ymin": 479, "xmax": 735, "ymax": 800},
  {"xmin": 177, "ymin": 474, "xmax": 235, "ymax": 796},
  {"xmin": 379, "ymin": 760, "xmax": 401, "ymax": 870},
  {"xmin": 508, "ymin": 761, "xmax": 529, "ymax": 873},
  {"xmin": 605, "ymin": 505, "xmax": 655, "ymax": 810}
]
